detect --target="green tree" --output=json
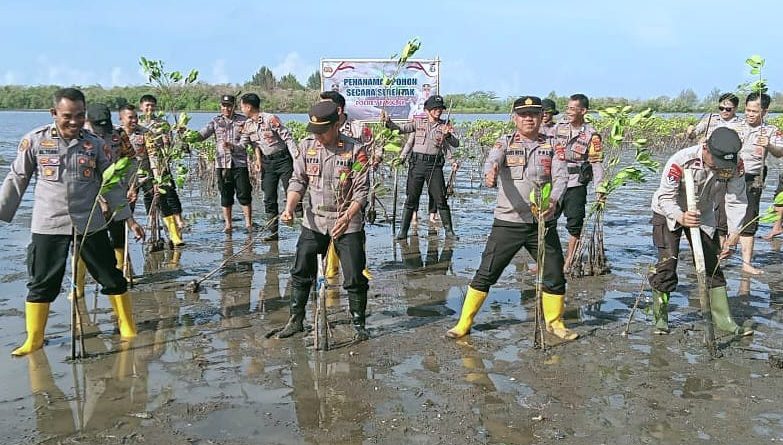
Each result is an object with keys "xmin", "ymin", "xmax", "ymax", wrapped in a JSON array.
[
  {"xmin": 279, "ymin": 73, "xmax": 304, "ymax": 90},
  {"xmin": 248, "ymin": 66, "xmax": 277, "ymax": 90},
  {"xmin": 306, "ymin": 70, "xmax": 321, "ymax": 90}
]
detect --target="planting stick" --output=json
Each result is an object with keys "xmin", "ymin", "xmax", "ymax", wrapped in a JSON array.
[{"xmin": 684, "ymin": 169, "xmax": 716, "ymax": 356}]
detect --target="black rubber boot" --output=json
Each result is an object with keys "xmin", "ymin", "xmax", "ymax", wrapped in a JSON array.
[
  {"xmin": 396, "ymin": 208, "xmax": 415, "ymax": 240},
  {"xmin": 440, "ymin": 208, "xmax": 459, "ymax": 240},
  {"xmin": 263, "ymin": 213, "xmax": 279, "ymax": 241},
  {"xmin": 276, "ymin": 287, "xmax": 310, "ymax": 338},
  {"xmin": 348, "ymin": 293, "xmax": 369, "ymax": 342}
]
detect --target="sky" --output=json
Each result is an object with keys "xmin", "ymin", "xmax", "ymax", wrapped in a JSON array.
[{"xmin": 2, "ymin": 0, "xmax": 782, "ymax": 100}]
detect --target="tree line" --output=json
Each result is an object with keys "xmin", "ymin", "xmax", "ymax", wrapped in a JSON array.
[{"xmin": 2, "ymin": 66, "xmax": 782, "ymax": 114}]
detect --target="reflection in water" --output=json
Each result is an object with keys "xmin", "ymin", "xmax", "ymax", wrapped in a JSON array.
[
  {"xmin": 25, "ymin": 337, "xmax": 155, "ymax": 438},
  {"xmin": 220, "ymin": 239, "xmax": 254, "ymax": 364},
  {"xmin": 289, "ymin": 341, "xmax": 371, "ymax": 444}
]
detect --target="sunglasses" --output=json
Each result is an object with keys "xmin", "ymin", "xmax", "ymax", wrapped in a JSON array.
[{"xmin": 718, "ymin": 106, "xmax": 734, "ymax": 112}]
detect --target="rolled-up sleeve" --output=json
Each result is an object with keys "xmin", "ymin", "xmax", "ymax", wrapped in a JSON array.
[{"xmin": 0, "ymin": 137, "xmax": 35, "ymax": 222}]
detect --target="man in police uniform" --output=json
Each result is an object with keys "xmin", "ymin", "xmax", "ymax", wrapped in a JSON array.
[
  {"xmin": 686, "ymin": 93, "xmax": 741, "ymax": 140},
  {"xmin": 70, "ymin": 103, "xmax": 138, "ymax": 299},
  {"xmin": 550, "ymin": 93, "xmax": 604, "ymax": 272},
  {"xmin": 274, "ymin": 101, "xmax": 371, "ymax": 341},
  {"xmin": 238, "ymin": 93, "xmax": 298, "ymax": 241},
  {"xmin": 0, "ymin": 88, "xmax": 145, "ymax": 356},
  {"xmin": 138, "ymin": 94, "xmax": 186, "ymax": 245},
  {"xmin": 723, "ymin": 92, "xmax": 783, "ymax": 274},
  {"xmin": 319, "ymin": 91, "xmax": 375, "ymax": 280},
  {"xmin": 382, "ymin": 95, "xmax": 460, "ymax": 240},
  {"xmin": 540, "ymin": 98, "xmax": 559, "ymax": 139},
  {"xmin": 446, "ymin": 96, "xmax": 577, "ymax": 340},
  {"xmin": 188, "ymin": 95, "xmax": 253, "ymax": 233},
  {"xmin": 648, "ymin": 127, "xmax": 753, "ymax": 336}
]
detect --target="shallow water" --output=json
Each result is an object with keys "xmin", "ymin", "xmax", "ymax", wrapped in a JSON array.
[{"xmin": 0, "ymin": 111, "xmax": 782, "ymax": 444}]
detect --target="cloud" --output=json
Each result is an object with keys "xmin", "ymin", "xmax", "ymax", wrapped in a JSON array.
[
  {"xmin": 211, "ymin": 59, "xmax": 229, "ymax": 84},
  {"xmin": 272, "ymin": 52, "xmax": 316, "ymax": 83}
]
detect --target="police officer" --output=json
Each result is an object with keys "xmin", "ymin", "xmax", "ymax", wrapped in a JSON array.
[
  {"xmin": 382, "ymin": 95, "xmax": 459, "ymax": 240},
  {"xmin": 540, "ymin": 98, "xmax": 559, "ymax": 139},
  {"xmin": 550, "ymin": 93, "xmax": 605, "ymax": 272},
  {"xmin": 188, "ymin": 94, "xmax": 253, "ymax": 233},
  {"xmin": 0, "ymin": 88, "xmax": 145, "ymax": 356},
  {"xmin": 648, "ymin": 127, "xmax": 753, "ymax": 336},
  {"xmin": 686, "ymin": 93, "xmax": 741, "ymax": 140},
  {"xmin": 138, "ymin": 94, "xmax": 186, "ymax": 245},
  {"xmin": 238, "ymin": 93, "xmax": 298, "ymax": 241},
  {"xmin": 446, "ymin": 96, "xmax": 577, "ymax": 340},
  {"xmin": 274, "ymin": 101, "xmax": 371, "ymax": 341},
  {"xmin": 318, "ymin": 91, "xmax": 376, "ymax": 280},
  {"xmin": 70, "ymin": 103, "xmax": 138, "ymax": 299}
]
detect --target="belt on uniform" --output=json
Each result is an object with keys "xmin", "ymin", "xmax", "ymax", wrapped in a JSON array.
[
  {"xmin": 315, "ymin": 204, "xmax": 341, "ymax": 218},
  {"xmin": 567, "ymin": 166, "xmax": 581, "ymax": 174},
  {"xmin": 263, "ymin": 150, "xmax": 289, "ymax": 160},
  {"xmin": 412, "ymin": 152, "xmax": 442, "ymax": 163}
]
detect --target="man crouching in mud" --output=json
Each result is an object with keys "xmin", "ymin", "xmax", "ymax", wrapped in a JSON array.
[
  {"xmin": 272, "ymin": 101, "xmax": 371, "ymax": 342},
  {"xmin": 648, "ymin": 127, "xmax": 753, "ymax": 336}
]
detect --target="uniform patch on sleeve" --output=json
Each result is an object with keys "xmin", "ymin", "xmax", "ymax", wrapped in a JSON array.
[
  {"xmin": 19, "ymin": 138, "xmax": 31, "ymax": 152},
  {"xmin": 493, "ymin": 141, "xmax": 503, "ymax": 149},
  {"xmin": 269, "ymin": 116, "xmax": 281, "ymax": 128},
  {"xmin": 555, "ymin": 145, "xmax": 566, "ymax": 161},
  {"xmin": 736, "ymin": 159, "xmax": 745, "ymax": 176},
  {"xmin": 666, "ymin": 163, "xmax": 683, "ymax": 185}
]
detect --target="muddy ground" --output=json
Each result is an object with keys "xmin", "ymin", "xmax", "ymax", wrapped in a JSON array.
[{"xmin": 1, "ymin": 121, "xmax": 783, "ymax": 444}]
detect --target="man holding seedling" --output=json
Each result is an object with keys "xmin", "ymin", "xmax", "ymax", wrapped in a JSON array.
[
  {"xmin": 551, "ymin": 94, "xmax": 604, "ymax": 273},
  {"xmin": 382, "ymin": 95, "xmax": 460, "ymax": 240},
  {"xmin": 0, "ymin": 88, "xmax": 145, "ymax": 356},
  {"xmin": 274, "ymin": 101, "xmax": 371, "ymax": 341},
  {"xmin": 446, "ymin": 96, "xmax": 576, "ymax": 340},
  {"xmin": 188, "ymin": 94, "xmax": 253, "ymax": 234},
  {"xmin": 686, "ymin": 93, "xmax": 741, "ymax": 140},
  {"xmin": 237, "ymin": 93, "xmax": 298, "ymax": 241},
  {"xmin": 648, "ymin": 127, "xmax": 753, "ymax": 336},
  {"xmin": 138, "ymin": 94, "xmax": 186, "ymax": 246}
]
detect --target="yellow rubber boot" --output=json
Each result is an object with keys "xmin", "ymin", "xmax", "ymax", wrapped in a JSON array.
[
  {"xmin": 108, "ymin": 293, "xmax": 137, "ymax": 339},
  {"xmin": 362, "ymin": 268, "xmax": 373, "ymax": 280},
  {"xmin": 163, "ymin": 215, "xmax": 184, "ymax": 247},
  {"xmin": 12, "ymin": 302, "xmax": 50, "ymax": 356},
  {"xmin": 543, "ymin": 292, "xmax": 578, "ymax": 340},
  {"xmin": 114, "ymin": 248, "xmax": 125, "ymax": 272},
  {"xmin": 325, "ymin": 243, "xmax": 339, "ymax": 279},
  {"xmin": 446, "ymin": 286, "xmax": 488, "ymax": 338}
]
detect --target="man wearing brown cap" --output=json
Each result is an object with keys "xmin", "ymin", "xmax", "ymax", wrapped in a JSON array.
[
  {"xmin": 381, "ymin": 94, "xmax": 460, "ymax": 240},
  {"xmin": 648, "ymin": 127, "xmax": 753, "ymax": 336},
  {"xmin": 446, "ymin": 96, "xmax": 576, "ymax": 340},
  {"xmin": 274, "ymin": 101, "xmax": 371, "ymax": 341},
  {"xmin": 189, "ymin": 95, "xmax": 253, "ymax": 233}
]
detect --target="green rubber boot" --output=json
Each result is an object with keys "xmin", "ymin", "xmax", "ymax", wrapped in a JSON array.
[
  {"xmin": 709, "ymin": 286, "xmax": 753, "ymax": 336},
  {"xmin": 652, "ymin": 289, "xmax": 670, "ymax": 335}
]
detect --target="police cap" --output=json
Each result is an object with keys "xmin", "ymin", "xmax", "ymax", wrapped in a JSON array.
[
  {"xmin": 220, "ymin": 94, "xmax": 236, "ymax": 105},
  {"xmin": 707, "ymin": 127, "xmax": 742, "ymax": 170},
  {"xmin": 424, "ymin": 95, "xmax": 446, "ymax": 111},
  {"xmin": 512, "ymin": 96, "xmax": 543, "ymax": 114},
  {"xmin": 86, "ymin": 103, "xmax": 112, "ymax": 127},
  {"xmin": 307, "ymin": 101, "xmax": 339, "ymax": 134},
  {"xmin": 541, "ymin": 98, "xmax": 559, "ymax": 115}
]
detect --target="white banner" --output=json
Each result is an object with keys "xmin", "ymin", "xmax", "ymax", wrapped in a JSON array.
[{"xmin": 321, "ymin": 59, "xmax": 440, "ymax": 122}]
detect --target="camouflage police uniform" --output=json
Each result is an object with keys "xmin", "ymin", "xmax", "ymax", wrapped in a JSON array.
[
  {"xmin": 648, "ymin": 128, "xmax": 751, "ymax": 335},
  {"xmin": 549, "ymin": 121, "xmax": 605, "ymax": 237},
  {"xmin": 238, "ymin": 110, "xmax": 297, "ymax": 238},
  {"xmin": 196, "ymin": 108, "xmax": 251, "ymax": 209},
  {"xmin": 387, "ymin": 95, "xmax": 459, "ymax": 239},
  {"xmin": 138, "ymin": 114, "xmax": 184, "ymax": 219},
  {"xmin": 275, "ymin": 102, "xmax": 371, "ymax": 340},
  {"xmin": 446, "ymin": 96, "xmax": 578, "ymax": 340}
]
